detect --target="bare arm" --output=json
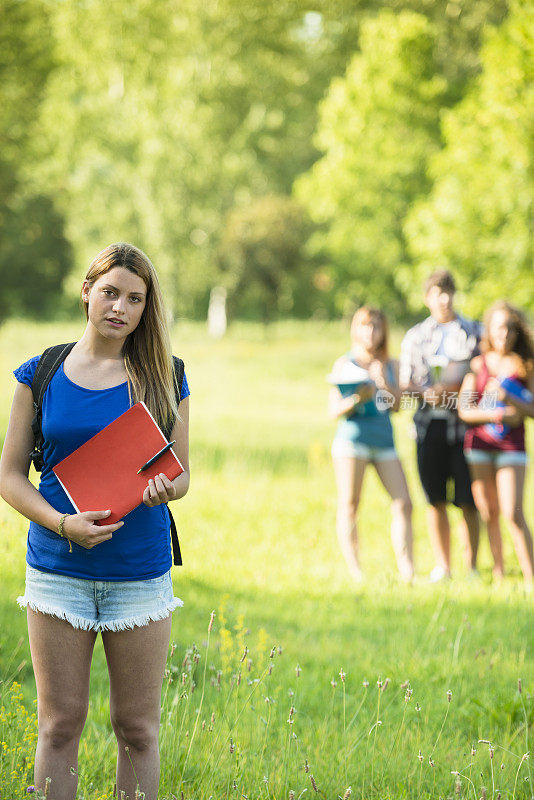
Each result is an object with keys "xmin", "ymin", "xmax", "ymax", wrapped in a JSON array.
[
  {"xmin": 500, "ymin": 372, "xmax": 534, "ymax": 418},
  {"xmin": 458, "ymin": 372, "xmax": 522, "ymax": 426},
  {"xmin": 0, "ymin": 382, "xmax": 122, "ymax": 547},
  {"xmin": 369, "ymin": 359, "xmax": 402, "ymax": 412},
  {"xmin": 142, "ymin": 396, "xmax": 190, "ymax": 506},
  {"xmin": 328, "ymin": 385, "xmax": 374, "ymax": 420}
]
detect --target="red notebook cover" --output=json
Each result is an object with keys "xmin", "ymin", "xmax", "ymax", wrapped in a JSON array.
[{"xmin": 53, "ymin": 402, "xmax": 183, "ymax": 524}]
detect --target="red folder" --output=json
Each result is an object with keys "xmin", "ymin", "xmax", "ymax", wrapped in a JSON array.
[{"xmin": 53, "ymin": 402, "xmax": 184, "ymax": 524}]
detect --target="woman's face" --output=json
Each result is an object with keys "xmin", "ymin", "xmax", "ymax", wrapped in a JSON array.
[
  {"xmin": 488, "ymin": 309, "xmax": 516, "ymax": 354},
  {"xmin": 82, "ymin": 266, "xmax": 147, "ymax": 341},
  {"xmin": 352, "ymin": 317, "xmax": 383, "ymax": 352}
]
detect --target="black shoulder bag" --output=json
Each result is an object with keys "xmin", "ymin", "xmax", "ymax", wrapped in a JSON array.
[{"xmin": 30, "ymin": 343, "xmax": 185, "ymax": 566}]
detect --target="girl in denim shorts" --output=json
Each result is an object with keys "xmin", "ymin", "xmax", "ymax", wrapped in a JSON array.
[
  {"xmin": 459, "ymin": 301, "xmax": 534, "ymax": 584},
  {"xmin": 0, "ymin": 243, "xmax": 190, "ymax": 799},
  {"xmin": 328, "ymin": 306, "xmax": 414, "ymax": 583}
]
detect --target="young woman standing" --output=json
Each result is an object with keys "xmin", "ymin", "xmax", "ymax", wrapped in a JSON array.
[
  {"xmin": 0, "ymin": 243, "xmax": 190, "ymax": 800},
  {"xmin": 459, "ymin": 301, "xmax": 534, "ymax": 585},
  {"xmin": 329, "ymin": 306, "xmax": 414, "ymax": 583}
]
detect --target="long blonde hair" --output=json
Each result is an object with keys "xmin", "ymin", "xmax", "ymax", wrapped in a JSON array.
[{"xmin": 83, "ymin": 243, "xmax": 179, "ymax": 432}]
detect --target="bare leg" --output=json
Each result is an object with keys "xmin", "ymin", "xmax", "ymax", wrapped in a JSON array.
[
  {"xmin": 427, "ymin": 502, "xmax": 451, "ymax": 575},
  {"xmin": 469, "ymin": 462, "xmax": 504, "ymax": 578},
  {"xmin": 332, "ymin": 456, "xmax": 367, "ymax": 581},
  {"xmin": 458, "ymin": 505, "xmax": 480, "ymax": 571},
  {"xmin": 27, "ymin": 609, "xmax": 97, "ymax": 800},
  {"xmin": 102, "ymin": 615, "xmax": 172, "ymax": 800},
  {"xmin": 496, "ymin": 465, "xmax": 534, "ymax": 584},
  {"xmin": 374, "ymin": 458, "xmax": 414, "ymax": 581}
]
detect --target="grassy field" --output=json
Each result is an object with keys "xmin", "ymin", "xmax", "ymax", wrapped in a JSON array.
[{"xmin": 1, "ymin": 318, "xmax": 534, "ymax": 800}]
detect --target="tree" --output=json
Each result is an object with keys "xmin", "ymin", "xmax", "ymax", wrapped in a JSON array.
[
  {"xmin": 295, "ymin": 10, "xmax": 446, "ymax": 318},
  {"xmin": 405, "ymin": 0, "xmax": 534, "ymax": 318},
  {"xmin": 0, "ymin": 0, "xmax": 71, "ymax": 322},
  {"xmin": 28, "ymin": 0, "xmax": 338, "ymax": 317},
  {"xmin": 0, "ymin": 197, "xmax": 72, "ymax": 321},
  {"xmin": 5, "ymin": 0, "xmax": 510, "ymax": 321},
  {"xmin": 218, "ymin": 196, "xmax": 313, "ymax": 321}
]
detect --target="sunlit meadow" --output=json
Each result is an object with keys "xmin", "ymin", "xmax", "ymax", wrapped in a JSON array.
[{"xmin": 1, "ymin": 319, "xmax": 533, "ymax": 799}]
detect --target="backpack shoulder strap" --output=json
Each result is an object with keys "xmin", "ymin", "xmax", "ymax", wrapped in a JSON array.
[
  {"xmin": 166, "ymin": 355, "xmax": 185, "ymax": 566},
  {"xmin": 172, "ymin": 356, "xmax": 185, "ymax": 406},
  {"xmin": 162, "ymin": 356, "xmax": 184, "ymax": 441},
  {"xmin": 32, "ymin": 343, "xmax": 77, "ymax": 406},
  {"xmin": 30, "ymin": 342, "xmax": 76, "ymax": 471}
]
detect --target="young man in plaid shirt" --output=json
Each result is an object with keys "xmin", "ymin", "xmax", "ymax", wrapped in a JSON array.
[{"xmin": 400, "ymin": 270, "xmax": 482, "ymax": 581}]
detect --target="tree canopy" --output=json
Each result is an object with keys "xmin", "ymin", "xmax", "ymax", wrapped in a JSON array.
[
  {"xmin": 405, "ymin": 0, "xmax": 534, "ymax": 317},
  {"xmin": 3, "ymin": 0, "xmax": 532, "ymax": 324},
  {"xmin": 295, "ymin": 10, "xmax": 446, "ymax": 318}
]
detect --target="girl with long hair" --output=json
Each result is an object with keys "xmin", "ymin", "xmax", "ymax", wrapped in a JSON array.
[
  {"xmin": 0, "ymin": 243, "xmax": 190, "ymax": 799},
  {"xmin": 329, "ymin": 306, "xmax": 414, "ymax": 583},
  {"xmin": 459, "ymin": 301, "xmax": 534, "ymax": 584}
]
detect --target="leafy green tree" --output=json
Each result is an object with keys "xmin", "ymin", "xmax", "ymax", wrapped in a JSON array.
[
  {"xmin": 218, "ymin": 195, "xmax": 313, "ymax": 321},
  {"xmin": 405, "ymin": 0, "xmax": 534, "ymax": 318},
  {"xmin": 6, "ymin": 0, "xmax": 510, "ymax": 321},
  {"xmin": 0, "ymin": 0, "xmax": 71, "ymax": 322},
  {"xmin": 0, "ymin": 197, "xmax": 72, "ymax": 321},
  {"xmin": 295, "ymin": 10, "xmax": 446, "ymax": 318},
  {"xmin": 28, "ymin": 0, "xmax": 337, "ymax": 317}
]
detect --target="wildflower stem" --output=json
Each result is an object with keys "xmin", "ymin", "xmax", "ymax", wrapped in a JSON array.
[
  {"xmin": 256, "ymin": 701, "xmax": 271, "ymax": 788},
  {"xmin": 361, "ymin": 712, "xmax": 371, "ymax": 800},
  {"xmin": 124, "ymin": 746, "xmax": 140, "ymax": 796},
  {"xmin": 370, "ymin": 684, "xmax": 382, "ymax": 798},
  {"xmin": 512, "ymin": 754, "xmax": 530, "ymax": 800},
  {"xmin": 345, "ymin": 687, "xmax": 369, "ymax": 734},
  {"xmin": 203, "ymin": 664, "xmax": 271, "ymax": 786},
  {"xmin": 490, "ymin": 747, "xmax": 495, "ymax": 799},
  {"xmin": 342, "ymin": 677, "xmax": 347, "ymax": 788},
  {"xmin": 452, "ymin": 769, "xmax": 478, "ymax": 800},
  {"xmin": 518, "ymin": 684, "xmax": 533, "ymax": 796},
  {"xmin": 383, "ymin": 700, "xmax": 407, "ymax": 772},
  {"xmin": 430, "ymin": 700, "xmax": 450, "ymax": 758},
  {"xmin": 169, "ymin": 664, "xmax": 194, "ymax": 787},
  {"xmin": 178, "ymin": 618, "xmax": 213, "ymax": 790},
  {"xmin": 196, "ymin": 673, "xmax": 238, "ymax": 786}
]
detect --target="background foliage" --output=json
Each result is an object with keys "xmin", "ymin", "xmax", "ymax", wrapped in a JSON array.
[{"xmin": 2, "ymin": 0, "xmax": 532, "ymax": 324}]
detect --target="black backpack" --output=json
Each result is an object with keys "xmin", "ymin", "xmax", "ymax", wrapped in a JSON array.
[{"xmin": 30, "ymin": 342, "xmax": 184, "ymax": 566}]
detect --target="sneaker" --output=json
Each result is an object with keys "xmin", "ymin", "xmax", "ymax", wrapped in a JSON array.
[{"xmin": 429, "ymin": 565, "xmax": 451, "ymax": 583}]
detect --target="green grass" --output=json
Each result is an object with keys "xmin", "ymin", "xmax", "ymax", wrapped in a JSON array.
[{"xmin": 1, "ymin": 318, "xmax": 534, "ymax": 799}]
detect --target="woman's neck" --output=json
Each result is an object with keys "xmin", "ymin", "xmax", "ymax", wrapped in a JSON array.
[
  {"xmin": 351, "ymin": 343, "xmax": 379, "ymax": 364},
  {"xmin": 486, "ymin": 349, "xmax": 521, "ymax": 375},
  {"xmin": 77, "ymin": 324, "xmax": 125, "ymax": 361}
]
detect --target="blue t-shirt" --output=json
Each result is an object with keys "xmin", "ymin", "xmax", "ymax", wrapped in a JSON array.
[
  {"xmin": 334, "ymin": 357, "xmax": 395, "ymax": 449},
  {"xmin": 14, "ymin": 355, "xmax": 190, "ymax": 581}
]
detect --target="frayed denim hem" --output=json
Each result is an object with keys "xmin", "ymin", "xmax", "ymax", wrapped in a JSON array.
[
  {"xmin": 17, "ymin": 596, "xmax": 99, "ymax": 630},
  {"xmin": 98, "ymin": 597, "xmax": 184, "ymax": 631},
  {"xmin": 17, "ymin": 595, "xmax": 183, "ymax": 632}
]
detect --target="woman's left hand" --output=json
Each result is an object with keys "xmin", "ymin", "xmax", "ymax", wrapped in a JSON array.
[
  {"xmin": 368, "ymin": 360, "xmax": 386, "ymax": 389},
  {"xmin": 143, "ymin": 473, "xmax": 178, "ymax": 506}
]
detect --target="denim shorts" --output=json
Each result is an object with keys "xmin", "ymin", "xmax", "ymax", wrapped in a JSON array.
[
  {"xmin": 331, "ymin": 438, "xmax": 397, "ymax": 462},
  {"xmin": 464, "ymin": 449, "xmax": 528, "ymax": 468},
  {"xmin": 17, "ymin": 565, "xmax": 183, "ymax": 632}
]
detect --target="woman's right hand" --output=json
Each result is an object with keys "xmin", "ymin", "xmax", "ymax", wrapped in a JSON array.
[{"xmin": 62, "ymin": 510, "xmax": 124, "ymax": 549}]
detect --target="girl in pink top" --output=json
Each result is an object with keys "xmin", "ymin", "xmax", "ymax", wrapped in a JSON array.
[{"xmin": 459, "ymin": 302, "xmax": 534, "ymax": 584}]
